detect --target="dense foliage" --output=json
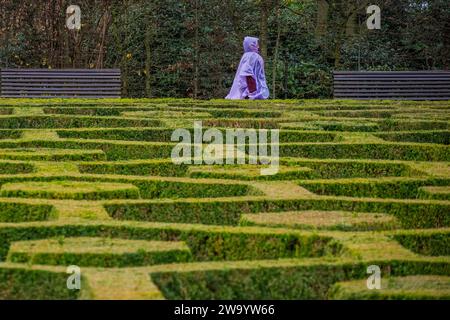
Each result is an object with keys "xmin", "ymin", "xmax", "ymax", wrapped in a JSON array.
[{"xmin": 0, "ymin": 0, "xmax": 449, "ymax": 98}]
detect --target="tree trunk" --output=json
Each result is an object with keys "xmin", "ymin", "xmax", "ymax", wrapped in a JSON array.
[
  {"xmin": 95, "ymin": 2, "xmax": 112, "ymax": 69},
  {"xmin": 346, "ymin": 11, "xmax": 357, "ymax": 36},
  {"xmin": 259, "ymin": 0, "xmax": 271, "ymax": 60},
  {"xmin": 193, "ymin": 0, "xmax": 200, "ymax": 99},
  {"xmin": 283, "ymin": 57, "xmax": 288, "ymax": 99},
  {"xmin": 272, "ymin": 4, "xmax": 281, "ymax": 99},
  {"xmin": 144, "ymin": 24, "xmax": 153, "ymax": 97},
  {"xmin": 315, "ymin": 0, "xmax": 329, "ymax": 38}
]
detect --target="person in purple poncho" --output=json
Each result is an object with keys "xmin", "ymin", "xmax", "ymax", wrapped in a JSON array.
[{"xmin": 225, "ymin": 36, "xmax": 269, "ymax": 100}]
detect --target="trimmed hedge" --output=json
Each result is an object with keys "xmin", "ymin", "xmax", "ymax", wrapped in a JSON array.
[
  {"xmin": 329, "ymin": 276, "xmax": 450, "ymax": 300},
  {"xmin": 418, "ymin": 186, "xmax": 450, "ymax": 201},
  {"xmin": 151, "ymin": 260, "xmax": 450, "ymax": 299},
  {"xmin": 0, "ymin": 175, "xmax": 255, "ymax": 200},
  {"xmin": 0, "ymin": 140, "xmax": 174, "ymax": 160},
  {"xmin": 0, "ymin": 129, "xmax": 22, "ymax": 139},
  {"xmin": 0, "ymin": 149, "xmax": 106, "ymax": 161},
  {"xmin": 280, "ymin": 143, "xmax": 450, "ymax": 161},
  {"xmin": 202, "ymin": 119, "xmax": 281, "ymax": 129},
  {"xmin": 285, "ymin": 159, "xmax": 416, "ymax": 179},
  {"xmin": 43, "ymin": 107, "xmax": 150, "ymax": 116},
  {"xmin": 376, "ymin": 131, "xmax": 450, "ymax": 145},
  {"xmin": 79, "ymin": 160, "xmax": 189, "ymax": 176},
  {"xmin": 314, "ymin": 109, "xmax": 395, "ymax": 119},
  {"xmin": 0, "ymin": 98, "xmax": 448, "ymax": 299},
  {"xmin": 393, "ymin": 231, "xmax": 450, "ymax": 256},
  {"xmin": 188, "ymin": 166, "xmax": 313, "ymax": 181},
  {"xmin": 0, "ymin": 115, "xmax": 162, "ymax": 129},
  {"xmin": 103, "ymin": 197, "xmax": 450, "ymax": 228},
  {"xmin": 131, "ymin": 180, "xmax": 254, "ymax": 199},
  {"xmin": 240, "ymin": 211, "xmax": 400, "ymax": 231},
  {"xmin": 299, "ymin": 178, "xmax": 450, "ymax": 199},
  {"xmin": 58, "ymin": 128, "xmax": 176, "ymax": 142},
  {"xmin": 380, "ymin": 120, "xmax": 449, "ymax": 131},
  {"xmin": 2, "ymin": 140, "xmax": 446, "ymax": 162},
  {"xmin": 58, "ymin": 128, "xmax": 336, "ymax": 143},
  {"xmin": 0, "ymin": 161, "xmax": 34, "ymax": 174},
  {"xmin": 0, "ymin": 108, "xmax": 14, "ymax": 115},
  {"xmin": 0, "ymin": 223, "xmax": 342, "ymax": 263},
  {"xmin": 8, "ymin": 238, "xmax": 193, "ymax": 267},
  {"xmin": 208, "ymin": 109, "xmax": 283, "ymax": 118},
  {"xmin": 0, "ymin": 181, "xmax": 140, "ymax": 200},
  {"xmin": 0, "ymin": 267, "xmax": 79, "ymax": 300},
  {"xmin": 313, "ymin": 121, "xmax": 379, "ymax": 132},
  {"xmin": 0, "ymin": 202, "xmax": 55, "ymax": 223}
]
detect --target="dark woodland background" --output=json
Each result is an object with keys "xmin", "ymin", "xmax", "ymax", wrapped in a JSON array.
[{"xmin": 0, "ymin": 0, "xmax": 449, "ymax": 98}]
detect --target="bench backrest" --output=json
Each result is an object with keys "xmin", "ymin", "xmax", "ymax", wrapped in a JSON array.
[
  {"xmin": 333, "ymin": 71, "xmax": 450, "ymax": 100},
  {"xmin": 0, "ymin": 69, "xmax": 121, "ymax": 98}
]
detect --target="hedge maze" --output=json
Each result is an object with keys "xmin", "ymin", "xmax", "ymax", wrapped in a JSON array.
[{"xmin": 0, "ymin": 98, "xmax": 448, "ymax": 300}]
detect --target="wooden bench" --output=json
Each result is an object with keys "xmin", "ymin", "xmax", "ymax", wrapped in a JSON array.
[
  {"xmin": 333, "ymin": 71, "xmax": 450, "ymax": 100},
  {"xmin": 0, "ymin": 69, "xmax": 121, "ymax": 98}
]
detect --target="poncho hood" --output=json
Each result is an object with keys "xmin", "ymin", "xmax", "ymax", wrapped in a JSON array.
[{"xmin": 243, "ymin": 36, "xmax": 260, "ymax": 53}]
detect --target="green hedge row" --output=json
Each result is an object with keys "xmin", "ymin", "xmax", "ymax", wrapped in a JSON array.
[
  {"xmin": 0, "ymin": 108, "xmax": 14, "ymax": 115},
  {"xmin": 0, "ymin": 223, "xmax": 340, "ymax": 263},
  {"xmin": 0, "ymin": 185, "xmax": 140, "ymax": 201},
  {"xmin": 188, "ymin": 166, "xmax": 313, "ymax": 181},
  {"xmin": 240, "ymin": 212, "xmax": 400, "ymax": 232},
  {"xmin": 103, "ymin": 197, "xmax": 450, "ymax": 228},
  {"xmin": 314, "ymin": 121, "xmax": 379, "ymax": 132},
  {"xmin": 9, "ymin": 250, "xmax": 192, "ymax": 268},
  {"xmin": 375, "ymin": 131, "xmax": 450, "ymax": 145},
  {"xmin": 0, "ymin": 140, "xmax": 174, "ymax": 160},
  {"xmin": 151, "ymin": 260, "xmax": 450, "ymax": 299},
  {"xmin": 7, "ymin": 235, "xmax": 338, "ymax": 267},
  {"xmin": 285, "ymin": 159, "xmax": 416, "ymax": 179},
  {"xmin": 166, "ymin": 102, "xmax": 263, "ymax": 109},
  {"xmin": 299, "ymin": 178, "xmax": 450, "ymax": 199},
  {"xmin": 4, "ymin": 140, "xmax": 446, "ymax": 162},
  {"xmin": 44, "ymin": 107, "xmax": 153, "ymax": 116},
  {"xmin": 0, "ymin": 267, "xmax": 79, "ymax": 300},
  {"xmin": 283, "ymin": 119, "xmax": 449, "ymax": 133},
  {"xmin": 202, "ymin": 119, "xmax": 281, "ymax": 129},
  {"xmin": 80, "ymin": 158, "xmax": 416, "ymax": 179},
  {"xmin": 314, "ymin": 110, "xmax": 395, "ymax": 118},
  {"xmin": 0, "ymin": 150, "xmax": 106, "ymax": 162},
  {"xmin": 393, "ymin": 231, "xmax": 450, "ymax": 256},
  {"xmin": 0, "ymin": 116, "xmax": 162, "ymax": 129},
  {"xmin": 418, "ymin": 187, "xmax": 450, "ymax": 201},
  {"xmin": 0, "ymin": 129, "xmax": 22, "ymax": 139},
  {"xmin": 0, "ymin": 161, "xmax": 34, "ymax": 174},
  {"xmin": 0, "ymin": 175, "xmax": 255, "ymax": 200},
  {"xmin": 280, "ymin": 143, "xmax": 449, "ymax": 161},
  {"xmin": 379, "ymin": 120, "xmax": 449, "ymax": 131},
  {"xmin": 8, "ymin": 247, "xmax": 193, "ymax": 268},
  {"xmin": 58, "ymin": 128, "xmax": 336, "ymax": 143},
  {"xmin": 0, "ymin": 202, "xmax": 55, "ymax": 223},
  {"xmin": 329, "ymin": 276, "xmax": 450, "ymax": 300},
  {"xmin": 208, "ymin": 110, "xmax": 283, "ymax": 118},
  {"xmin": 58, "ymin": 128, "xmax": 176, "ymax": 142},
  {"xmin": 79, "ymin": 160, "xmax": 189, "ymax": 176},
  {"xmin": 132, "ymin": 180, "xmax": 254, "ymax": 199},
  {"xmin": 280, "ymin": 131, "xmax": 337, "ymax": 143}
]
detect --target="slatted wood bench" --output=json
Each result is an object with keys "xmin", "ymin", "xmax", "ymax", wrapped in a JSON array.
[
  {"xmin": 0, "ymin": 69, "xmax": 121, "ymax": 98},
  {"xmin": 333, "ymin": 71, "xmax": 450, "ymax": 100}
]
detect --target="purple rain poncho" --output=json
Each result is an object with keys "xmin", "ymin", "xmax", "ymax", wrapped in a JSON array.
[{"xmin": 225, "ymin": 36, "xmax": 269, "ymax": 100}]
